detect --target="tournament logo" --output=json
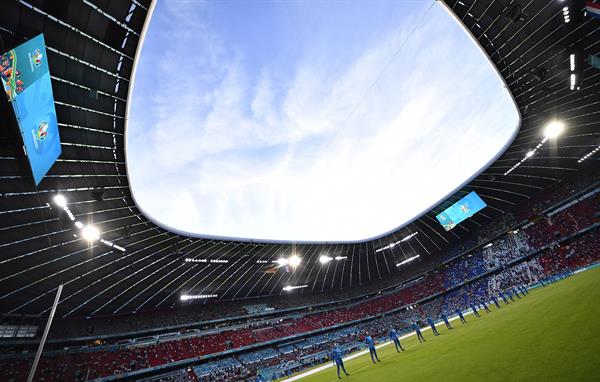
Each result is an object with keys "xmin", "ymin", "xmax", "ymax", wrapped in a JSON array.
[
  {"xmin": 36, "ymin": 120, "xmax": 49, "ymax": 142},
  {"xmin": 31, "ymin": 49, "xmax": 43, "ymax": 68},
  {"xmin": 31, "ymin": 120, "xmax": 49, "ymax": 150}
]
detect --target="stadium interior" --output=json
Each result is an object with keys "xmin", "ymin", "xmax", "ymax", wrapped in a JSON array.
[{"xmin": 0, "ymin": 0, "xmax": 599, "ymax": 381}]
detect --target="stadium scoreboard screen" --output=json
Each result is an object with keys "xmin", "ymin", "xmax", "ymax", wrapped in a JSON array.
[
  {"xmin": 436, "ymin": 191, "xmax": 486, "ymax": 231},
  {"xmin": 1, "ymin": 34, "xmax": 60, "ymax": 185}
]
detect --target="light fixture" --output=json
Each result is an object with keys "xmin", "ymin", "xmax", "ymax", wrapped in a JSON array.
[
  {"xmin": 180, "ymin": 294, "xmax": 217, "ymax": 301},
  {"xmin": 53, "ymin": 194, "xmax": 67, "ymax": 208},
  {"xmin": 578, "ymin": 145, "xmax": 600, "ymax": 163},
  {"xmin": 319, "ymin": 255, "xmax": 333, "ymax": 264},
  {"xmin": 51, "ymin": 194, "xmax": 124, "ymax": 251},
  {"xmin": 288, "ymin": 255, "xmax": 301, "ymax": 268},
  {"xmin": 568, "ymin": 47, "xmax": 582, "ymax": 91},
  {"xmin": 282, "ymin": 284, "xmax": 308, "ymax": 292},
  {"xmin": 505, "ymin": 120, "xmax": 565, "ymax": 176},
  {"xmin": 185, "ymin": 258, "xmax": 228, "ymax": 263},
  {"xmin": 334, "ymin": 256, "xmax": 347, "ymax": 260},
  {"xmin": 562, "ymin": 6, "xmax": 570, "ymax": 23},
  {"xmin": 275, "ymin": 258, "xmax": 288, "ymax": 266},
  {"xmin": 543, "ymin": 120, "xmax": 565, "ymax": 139},
  {"xmin": 396, "ymin": 255, "xmax": 420, "ymax": 267},
  {"xmin": 569, "ymin": 53, "xmax": 575, "ymax": 71},
  {"xmin": 375, "ymin": 232, "xmax": 419, "ymax": 253},
  {"xmin": 81, "ymin": 225, "xmax": 100, "ymax": 242}
]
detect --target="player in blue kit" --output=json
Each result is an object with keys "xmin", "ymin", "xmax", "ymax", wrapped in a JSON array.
[
  {"xmin": 330, "ymin": 343, "xmax": 350, "ymax": 379},
  {"xmin": 513, "ymin": 287, "xmax": 522, "ymax": 299},
  {"xmin": 507, "ymin": 290, "xmax": 515, "ymax": 301},
  {"xmin": 456, "ymin": 308, "xmax": 467, "ymax": 323},
  {"xmin": 427, "ymin": 316, "xmax": 440, "ymax": 335},
  {"xmin": 365, "ymin": 334, "xmax": 380, "ymax": 363},
  {"xmin": 412, "ymin": 322, "xmax": 426, "ymax": 343},
  {"xmin": 491, "ymin": 295, "xmax": 501, "ymax": 308},
  {"xmin": 441, "ymin": 313, "xmax": 453, "ymax": 329},
  {"xmin": 500, "ymin": 291, "xmax": 510, "ymax": 304},
  {"xmin": 520, "ymin": 285, "xmax": 529, "ymax": 295},
  {"xmin": 481, "ymin": 300, "xmax": 491, "ymax": 313},
  {"xmin": 389, "ymin": 327, "xmax": 405, "ymax": 352},
  {"xmin": 470, "ymin": 302, "xmax": 481, "ymax": 317}
]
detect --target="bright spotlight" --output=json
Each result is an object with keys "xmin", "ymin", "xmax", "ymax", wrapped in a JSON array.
[
  {"xmin": 525, "ymin": 150, "xmax": 535, "ymax": 158},
  {"xmin": 288, "ymin": 255, "xmax": 301, "ymax": 268},
  {"xmin": 283, "ymin": 284, "xmax": 308, "ymax": 292},
  {"xmin": 543, "ymin": 121, "xmax": 564, "ymax": 139},
  {"xmin": 319, "ymin": 255, "xmax": 333, "ymax": 264},
  {"xmin": 53, "ymin": 194, "xmax": 67, "ymax": 208},
  {"xmin": 275, "ymin": 258, "xmax": 288, "ymax": 266},
  {"xmin": 81, "ymin": 225, "xmax": 100, "ymax": 242}
]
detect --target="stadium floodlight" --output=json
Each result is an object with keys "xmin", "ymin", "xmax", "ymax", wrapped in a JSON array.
[
  {"xmin": 562, "ymin": 6, "xmax": 570, "ymax": 23},
  {"xmin": 396, "ymin": 255, "xmax": 420, "ymax": 267},
  {"xmin": 275, "ymin": 258, "xmax": 288, "ymax": 266},
  {"xmin": 53, "ymin": 194, "xmax": 68, "ymax": 208},
  {"xmin": 74, "ymin": 221, "xmax": 84, "ymax": 229},
  {"xmin": 570, "ymin": 54, "xmax": 575, "ymax": 71},
  {"xmin": 577, "ymin": 145, "xmax": 600, "ymax": 163},
  {"xmin": 288, "ymin": 255, "xmax": 301, "ymax": 268},
  {"xmin": 506, "ymin": 121, "xmax": 565, "ymax": 176},
  {"xmin": 180, "ymin": 294, "xmax": 217, "ymax": 301},
  {"xmin": 81, "ymin": 225, "xmax": 100, "ymax": 242},
  {"xmin": 283, "ymin": 284, "xmax": 308, "ymax": 292},
  {"xmin": 319, "ymin": 255, "xmax": 333, "ymax": 264},
  {"xmin": 543, "ymin": 120, "xmax": 565, "ymax": 139},
  {"xmin": 334, "ymin": 256, "xmax": 347, "ymax": 261},
  {"xmin": 375, "ymin": 232, "xmax": 419, "ymax": 253}
]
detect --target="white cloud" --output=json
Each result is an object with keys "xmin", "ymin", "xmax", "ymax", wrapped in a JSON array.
[{"xmin": 127, "ymin": 2, "xmax": 518, "ymax": 242}]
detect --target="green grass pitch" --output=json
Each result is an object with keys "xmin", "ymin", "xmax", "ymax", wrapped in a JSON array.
[{"xmin": 283, "ymin": 266, "xmax": 600, "ymax": 381}]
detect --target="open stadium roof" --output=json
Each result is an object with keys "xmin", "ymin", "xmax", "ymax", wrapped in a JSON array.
[
  {"xmin": 126, "ymin": 0, "xmax": 519, "ymax": 242},
  {"xmin": 0, "ymin": 0, "xmax": 598, "ymax": 317}
]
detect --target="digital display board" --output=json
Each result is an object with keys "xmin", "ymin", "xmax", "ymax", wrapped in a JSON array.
[
  {"xmin": 436, "ymin": 191, "xmax": 487, "ymax": 231},
  {"xmin": 1, "ymin": 34, "xmax": 60, "ymax": 185}
]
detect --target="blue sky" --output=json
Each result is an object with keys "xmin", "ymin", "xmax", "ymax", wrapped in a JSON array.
[{"xmin": 127, "ymin": 0, "xmax": 519, "ymax": 242}]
